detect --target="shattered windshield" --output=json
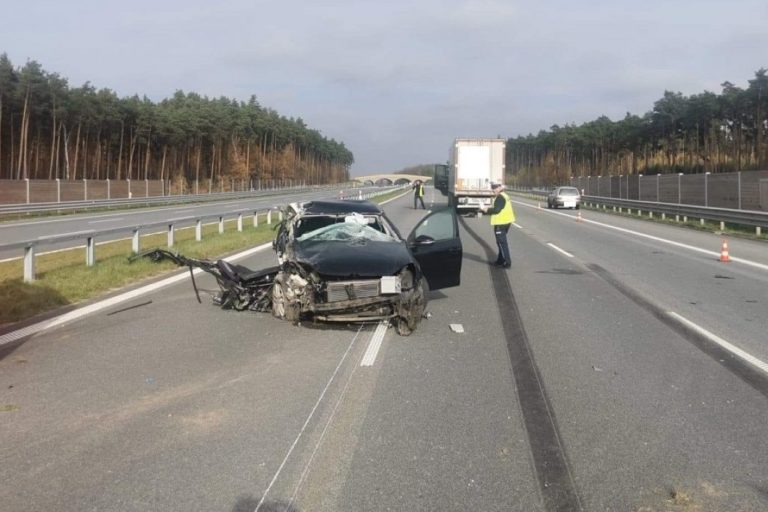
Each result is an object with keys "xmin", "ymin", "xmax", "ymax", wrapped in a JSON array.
[{"xmin": 296, "ymin": 221, "xmax": 396, "ymax": 243}]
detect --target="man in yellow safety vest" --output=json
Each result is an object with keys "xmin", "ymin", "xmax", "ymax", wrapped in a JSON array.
[
  {"xmin": 480, "ymin": 182, "xmax": 515, "ymax": 268},
  {"xmin": 412, "ymin": 180, "xmax": 426, "ymax": 209}
]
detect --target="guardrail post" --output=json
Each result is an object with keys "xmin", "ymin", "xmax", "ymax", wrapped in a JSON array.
[
  {"xmin": 107, "ymin": 178, "xmax": 111, "ymax": 200},
  {"xmin": 132, "ymin": 228, "xmax": 140, "ymax": 254},
  {"xmin": 24, "ymin": 245, "xmax": 36, "ymax": 282},
  {"xmin": 168, "ymin": 224, "xmax": 175, "ymax": 247},
  {"xmin": 218, "ymin": 216, "xmax": 224, "ymax": 234},
  {"xmin": 237, "ymin": 213, "xmax": 243, "ymax": 232},
  {"xmin": 26, "ymin": 178, "xmax": 30, "ymax": 204},
  {"xmin": 56, "ymin": 178, "xmax": 61, "ymax": 203},
  {"xmin": 253, "ymin": 212, "xmax": 259, "ymax": 228},
  {"xmin": 757, "ymin": 226, "xmax": 762, "ymax": 236},
  {"xmin": 704, "ymin": 172, "xmax": 710, "ymax": 207},
  {"xmin": 83, "ymin": 178, "xmax": 88, "ymax": 200},
  {"xmin": 196, "ymin": 219, "xmax": 202, "ymax": 241},
  {"xmin": 145, "ymin": 179, "xmax": 149, "ymax": 197},
  {"xmin": 279, "ymin": 210, "xmax": 283, "ymax": 221},
  {"xmin": 86, "ymin": 237, "xmax": 95, "ymax": 266},
  {"xmin": 127, "ymin": 178, "xmax": 132, "ymax": 199},
  {"xmin": 738, "ymin": 171, "xmax": 742, "ymax": 210},
  {"xmin": 720, "ymin": 221, "xmax": 725, "ymax": 231},
  {"xmin": 195, "ymin": 179, "xmax": 199, "ymax": 196},
  {"xmin": 267, "ymin": 210, "xmax": 272, "ymax": 224}
]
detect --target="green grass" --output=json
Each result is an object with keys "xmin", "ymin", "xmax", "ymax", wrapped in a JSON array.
[{"xmin": 0, "ymin": 189, "xmax": 410, "ymax": 328}]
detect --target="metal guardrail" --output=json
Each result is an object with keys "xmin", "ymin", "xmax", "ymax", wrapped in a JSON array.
[
  {"xmin": 1, "ymin": 186, "xmax": 404, "ymax": 282},
  {"xmin": 510, "ymin": 188, "xmax": 767, "ymax": 234}
]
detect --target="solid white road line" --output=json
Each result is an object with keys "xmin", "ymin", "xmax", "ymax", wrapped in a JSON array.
[
  {"xmin": 0, "ymin": 242, "xmax": 272, "ymax": 346},
  {"xmin": 287, "ymin": 327, "xmax": 371, "ymax": 507},
  {"xmin": 255, "ymin": 325, "xmax": 363, "ymax": 512},
  {"xmin": 513, "ymin": 200, "xmax": 768, "ymax": 272},
  {"xmin": 547, "ymin": 242, "xmax": 574, "ymax": 258},
  {"xmin": 88, "ymin": 218, "xmax": 124, "ymax": 224},
  {"xmin": 360, "ymin": 321, "xmax": 389, "ymax": 366},
  {"xmin": 667, "ymin": 312, "xmax": 768, "ymax": 375}
]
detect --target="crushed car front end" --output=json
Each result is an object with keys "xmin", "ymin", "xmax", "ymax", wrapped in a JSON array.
[{"xmin": 271, "ymin": 200, "xmax": 427, "ymax": 334}]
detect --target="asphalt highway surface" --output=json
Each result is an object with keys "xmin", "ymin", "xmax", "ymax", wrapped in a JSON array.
[{"xmin": 1, "ymin": 188, "xmax": 767, "ymax": 511}]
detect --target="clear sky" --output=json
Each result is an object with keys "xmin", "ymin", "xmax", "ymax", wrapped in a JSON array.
[{"xmin": 2, "ymin": 0, "xmax": 766, "ymax": 175}]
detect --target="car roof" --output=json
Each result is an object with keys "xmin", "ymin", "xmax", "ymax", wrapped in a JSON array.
[{"xmin": 301, "ymin": 199, "xmax": 383, "ymax": 215}]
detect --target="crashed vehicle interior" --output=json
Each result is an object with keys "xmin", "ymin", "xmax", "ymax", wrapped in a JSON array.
[{"xmin": 138, "ymin": 199, "xmax": 462, "ymax": 335}]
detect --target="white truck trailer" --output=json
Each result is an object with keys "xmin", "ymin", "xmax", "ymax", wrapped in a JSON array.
[{"xmin": 434, "ymin": 138, "xmax": 506, "ymax": 211}]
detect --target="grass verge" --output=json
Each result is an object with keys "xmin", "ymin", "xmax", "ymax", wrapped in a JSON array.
[{"xmin": 0, "ymin": 190, "xmax": 410, "ymax": 329}]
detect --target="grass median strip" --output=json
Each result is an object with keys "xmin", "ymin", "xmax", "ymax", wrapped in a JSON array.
[{"xmin": 0, "ymin": 217, "xmax": 278, "ymax": 327}]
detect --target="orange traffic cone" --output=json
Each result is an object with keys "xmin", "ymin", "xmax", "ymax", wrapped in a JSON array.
[
  {"xmin": 719, "ymin": 239, "xmax": 730, "ymax": 262},
  {"xmin": 576, "ymin": 211, "xmax": 582, "ymax": 222}
]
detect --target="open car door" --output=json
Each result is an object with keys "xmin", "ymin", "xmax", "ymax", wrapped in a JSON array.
[{"xmin": 406, "ymin": 207, "xmax": 462, "ymax": 290}]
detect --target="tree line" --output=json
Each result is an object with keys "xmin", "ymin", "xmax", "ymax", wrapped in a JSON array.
[
  {"xmin": 0, "ymin": 54, "xmax": 354, "ymax": 186},
  {"xmin": 507, "ymin": 68, "xmax": 768, "ymax": 185}
]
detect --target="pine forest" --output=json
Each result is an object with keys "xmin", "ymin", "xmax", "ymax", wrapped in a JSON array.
[
  {"xmin": 508, "ymin": 69, "xmax": 768, "ymax": 185},
  {"xmin": 0, "ymin": 54, "xmax": 354, "ymax": 188}
]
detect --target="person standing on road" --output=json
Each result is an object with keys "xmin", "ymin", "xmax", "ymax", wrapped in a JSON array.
[
  {"xmin": 480, "ymin": 182, "xmax": 515, "ymax": 268},
  {"xmin": 412, "ymin": 179, "xmax": 426, "ymax": 209}
]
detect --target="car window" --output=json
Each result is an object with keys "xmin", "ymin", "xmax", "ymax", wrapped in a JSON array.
[
  {"xmin": 411, "ymin": 208, "xmax": 456, "ymax": 242},
  {"xmin": 559, "ymin": 187, "xmax": 580, "ymax": 196}
]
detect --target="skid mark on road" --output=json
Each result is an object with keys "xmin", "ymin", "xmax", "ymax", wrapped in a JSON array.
[{"xmin": 460, "ymin": 217, "xmax": 583, "ymax": 512}]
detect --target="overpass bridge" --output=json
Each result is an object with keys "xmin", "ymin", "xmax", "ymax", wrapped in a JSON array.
[{"xmin": 352, "ymin": 173, "xmax": 432, "ymax": 186}]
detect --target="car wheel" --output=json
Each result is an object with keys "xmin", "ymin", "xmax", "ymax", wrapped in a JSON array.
[{"xmin": 271, "ymin": 274, "xmax": 300, "ymax": 323}]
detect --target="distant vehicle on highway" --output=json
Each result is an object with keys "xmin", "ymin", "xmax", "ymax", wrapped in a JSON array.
[
  {"xmin": 434, "ymin": 138, "xmax": 506, "ymax": 212},
  {"xmin": 547, "ymin": 186, "xmax": 582, "ymax": 209}
]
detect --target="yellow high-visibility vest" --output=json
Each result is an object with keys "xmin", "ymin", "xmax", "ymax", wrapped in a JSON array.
[{"xmin": 490, "ymin": 192, "xmax": 515, "ymax": 225}]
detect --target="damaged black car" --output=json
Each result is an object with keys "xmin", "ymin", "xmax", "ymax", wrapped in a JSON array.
[{"xmin": 137, "ymin": 199, "xmax": 462, "ymax": 335}]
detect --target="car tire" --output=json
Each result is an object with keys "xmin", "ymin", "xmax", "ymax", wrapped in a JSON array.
[
  {"xmin": 396, "ymin": 278, "xmax": 427, "ymax": 336},
  {"xmin": 271, "ymin": 273, "xmax": 300, "ymax": 323}
]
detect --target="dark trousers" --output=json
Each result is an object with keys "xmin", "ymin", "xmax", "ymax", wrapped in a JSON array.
[
  {"xmin": 414, "ymin": 195, "xmax": 425, "ymax": 209},
  {"xmin": 494, "ymin": 223, "xmax": 511, "ymax": 265}
]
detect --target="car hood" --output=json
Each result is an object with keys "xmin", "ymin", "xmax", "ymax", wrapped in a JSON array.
[{"xmin": 293, "ymin": 240, "xmax": 413, "ymax": 278}]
